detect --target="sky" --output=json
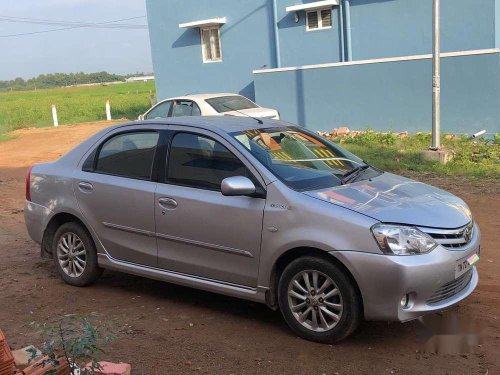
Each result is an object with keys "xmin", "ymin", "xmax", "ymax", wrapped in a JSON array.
[{"xmin": 0, "ymin": 0, "xmax": 153, "ymax": 80}]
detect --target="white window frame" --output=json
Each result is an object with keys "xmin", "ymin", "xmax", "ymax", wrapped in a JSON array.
[
  {"xmin": 200, "ymin": 26, "xmax": 222, "ymax": 63},
  {"xmin": 306, "ymin": 8, "xmax": 333, "ymax": 32}
]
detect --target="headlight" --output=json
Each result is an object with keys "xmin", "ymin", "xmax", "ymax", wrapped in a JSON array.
[{"xmin": 371, "ymin": 224, "xmax": 438, "ymax": 255}]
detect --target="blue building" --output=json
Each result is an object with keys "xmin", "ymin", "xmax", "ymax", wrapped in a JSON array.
[{"xmin": 146, "ymin": 0, "xmax": 500, "ymax": 135}]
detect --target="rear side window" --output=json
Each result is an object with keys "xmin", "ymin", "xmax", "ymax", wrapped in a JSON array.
[
  {"xmin": 95, "ymin": 132, "xmax": 159, "ymax": 180},
  {"xmin": 172, "ymin": 100, "xmax": 201, "ymax": 117},
  {"xmin": 167, "ymin": 133, "xmax": 251, "ymax": 190}
]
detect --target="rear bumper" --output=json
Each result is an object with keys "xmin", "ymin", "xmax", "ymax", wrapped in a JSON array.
[
  {"xmin": 331, "ymin": 225, "xmax": 480, "ymax": 321},
  {"xmin": 24, "ymin": 201, "xmax": 51, "ymax": 245}
]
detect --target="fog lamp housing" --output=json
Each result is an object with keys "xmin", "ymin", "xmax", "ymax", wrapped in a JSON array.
[{"xmin": 400, "ymin": 295, "xmax": 409, "ymax": 308}]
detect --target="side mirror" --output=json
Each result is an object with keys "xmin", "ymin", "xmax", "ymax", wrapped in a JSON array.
[
  {"xmin": 138, "ymin": 114, "xmax": 145, "ymax": 121},
  {"xmin": 221, "ymin": 176, "xmax": 256, "ymax": 196}
]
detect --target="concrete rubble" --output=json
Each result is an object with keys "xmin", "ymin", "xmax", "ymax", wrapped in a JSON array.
[
  {"xmin": 11, "ymin": 346, "xmax": 42, "ymax": 370},
  {"xmin": 85, "ymin": 361, "xmax": 131, "ymax": 375}
]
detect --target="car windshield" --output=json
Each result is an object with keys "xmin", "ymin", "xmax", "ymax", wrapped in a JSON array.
[
  {"xmin": 231, "ymin": 127, "xmax": 373, "ymax": 191},
  {"xmin": 206, "ymin": 95, "xmax": 259, "ymax": 113}
]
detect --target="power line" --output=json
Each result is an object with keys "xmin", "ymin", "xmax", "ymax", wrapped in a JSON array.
[
  {"xmin": 0, "ymin": 15, "xmax": 148, "ymax": 37},
  {"xmin": 0, "ymin": 15, "xmax": 147, "ymax": 29},
  {"xmin": 0, "ymin": 14, "xmax": 145, "ymax": 24},
  {"xmin": 0, "ymin": 19, "xmax": 147, "ymax": 29}
]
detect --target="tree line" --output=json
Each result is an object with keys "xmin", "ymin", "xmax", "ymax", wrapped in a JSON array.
[{"xmin": 0, "ymin": 71, "xmax": 152, "ymax": 92}]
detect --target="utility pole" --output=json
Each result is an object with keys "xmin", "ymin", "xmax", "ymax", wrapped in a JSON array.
[
  {"xmin": 431, "ymin": 0, "xmax": 441, "ymax": 150},
  {"xmin": 422, "ymin": 0, "xmax": 451, "ymax": 163}
]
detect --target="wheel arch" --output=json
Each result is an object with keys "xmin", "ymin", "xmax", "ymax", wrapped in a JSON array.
[
  {"xmin": 266, "ymin": 247, "xmax": 364, "ymax": 314},
  {"xmin": 41, "ymin": 212, "xmax": 95, "ymax": 258}
]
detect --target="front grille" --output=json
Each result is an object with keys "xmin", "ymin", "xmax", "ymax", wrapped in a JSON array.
[
  {"xmin": 421, "ymin": 221, "xmax": 474, "ymax": 249},
  {"xmin": 426, "ymin": 270, "xmax": 473, "ymax": 305}
]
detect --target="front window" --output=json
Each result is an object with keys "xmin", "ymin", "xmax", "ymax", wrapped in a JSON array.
[
  {"xmin": 167, "ymin": 132, "xmax": 252, "ymax": 191},
  {"xmin": 206, "ymin": 95, "xmax": 259, "ymax": 113},
  {"xmin": 231, "ymin": 127, "xmax": 375, "ymax": 191},
  {"xmin": 145, "ymin": 101, "xmax": 172, "ymax": 120}
]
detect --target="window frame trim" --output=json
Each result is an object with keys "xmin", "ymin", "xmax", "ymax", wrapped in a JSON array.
[
  {"xmin": 163, "ymin": 129, "xmax": 266, "ymax": 196},
  {"xmin": 200, "ymin": 26, "xmax": 223, "ymax": 63},
  {"xmin": 83, "ymin": 129, "xmax": 162, "ymax": 182},
  {"xmin": 305, "ymin": 7, "xmax": 333, "ymax": 32}
]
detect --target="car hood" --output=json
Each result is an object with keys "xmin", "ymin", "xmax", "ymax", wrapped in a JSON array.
[
  {"xmin": 304, "ymin": 173, "xmax": 472, "ymax": 229},
  {"xmin": 224, "ymin": 107, "xmax": 279, "ymax": 119}
]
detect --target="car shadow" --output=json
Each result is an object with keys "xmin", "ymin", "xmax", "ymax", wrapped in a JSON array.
[{"xmin": 91, "ymin": 269, "xmax": 425, "ymax": 344}]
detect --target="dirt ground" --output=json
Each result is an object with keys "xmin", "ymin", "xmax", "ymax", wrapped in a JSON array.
[{"xmin": 0, "ymin": 122, "xmax": 498, "ymax": 374}]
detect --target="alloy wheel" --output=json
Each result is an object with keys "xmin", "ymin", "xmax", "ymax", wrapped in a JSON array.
[
  {"xmin": 56, "ymin": 232, "xmax": 87, "ymax": 278},
  {"xmin": 287, "ymin": 270, "xmax": 343, "ymax": 332}
]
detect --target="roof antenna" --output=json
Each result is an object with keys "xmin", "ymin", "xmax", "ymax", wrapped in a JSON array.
[{"xmin": 221, "ymin": 103, "xmax": 263, "ymax": 125}]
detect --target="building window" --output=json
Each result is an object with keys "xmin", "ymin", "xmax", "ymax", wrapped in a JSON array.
[
  {"xmin": 306, "ymin": 8, "xmax": 332, "ymax": 31},
  {"xmin": 200, "ymin": 27, "xmax": 222, "ymax": 63}
]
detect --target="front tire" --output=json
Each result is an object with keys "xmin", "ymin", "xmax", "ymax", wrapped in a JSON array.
[
  {"xmin": 52, "ymin": 222, "xmax": 103, "ymax": 287},
  {"xmin": 278, "ymin": 256, "xmax": 362, "ymax": 343}
]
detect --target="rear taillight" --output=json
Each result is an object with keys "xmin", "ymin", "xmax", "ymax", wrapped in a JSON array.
[{"xmin": 26, "ymin": 165, "xmax": 33, "ymax": 201}]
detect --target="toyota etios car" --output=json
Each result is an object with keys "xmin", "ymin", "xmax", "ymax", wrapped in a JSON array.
[{"xmin": 25, "ymin": 117, "xmax": 480, "ymax": 343}]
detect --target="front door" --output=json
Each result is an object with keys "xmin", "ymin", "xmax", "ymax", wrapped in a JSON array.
[
  {"xmin": 75, "ymin": 130, "xmax": 160, "ymax": 266},
  {"xmin": 155, "ymin": 131, "xmax": 265, "ymax": 287}
]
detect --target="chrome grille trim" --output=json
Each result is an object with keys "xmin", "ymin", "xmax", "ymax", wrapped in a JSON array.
[
  {"xmin": 420, "ymin": 221, "xmax": 474, "ymax": 249},
  {"xmin": 426, "ymin": 270, "xmax": 473, "ymax": 305}
]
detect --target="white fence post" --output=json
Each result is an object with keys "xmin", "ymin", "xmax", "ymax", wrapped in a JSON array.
[
  {"xmin": 105, "ymin": 99, "xmax": 112, "ymax": 121},
  {"xmin": 51, "ymin": 104, "xmax": 58, "ymax": 127}
]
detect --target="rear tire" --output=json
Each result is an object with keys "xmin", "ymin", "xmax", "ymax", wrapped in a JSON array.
[
  {"xmin": 52, "ymin": 222, "xmax": 103, "ymax": 287},
  {"xmin": 278, "ymin": 256, "xmax": 362, "ymax": 343}
]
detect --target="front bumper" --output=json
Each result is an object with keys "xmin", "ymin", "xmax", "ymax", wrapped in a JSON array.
[{"xmin": 331, "ymin": 224, "xmax": 480, "ymax": 322}]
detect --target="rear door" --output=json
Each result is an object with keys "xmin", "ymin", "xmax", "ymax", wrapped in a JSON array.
[{"xmin": 74, "ymin": 129, "xmax": 161, "ymax": 266}]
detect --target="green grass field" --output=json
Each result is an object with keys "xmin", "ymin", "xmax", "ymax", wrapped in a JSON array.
[
  {"xmin": 337, "ymin": 132, "xmax": 500, "ymax": 179},
  {"xmin": 0, "ymin": 81, "xmax": 156, "ymax": 134},
  {"xmin": 0, "ymin": 84, "xmax": 498, "ymax": 179}
]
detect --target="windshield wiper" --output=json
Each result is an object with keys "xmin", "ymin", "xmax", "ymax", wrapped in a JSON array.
[{"xmin": 341, "ymin": 164, "xmax": 371, "ymax": 185}]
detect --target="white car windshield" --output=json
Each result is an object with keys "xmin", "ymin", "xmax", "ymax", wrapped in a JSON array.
[
  {"xmin": 206, "ymin": 96, "xmax": 259, "ymax": 113},
  {"xmin": 231, "ymin": 127, "xmax": 374, "ymax": 191}
]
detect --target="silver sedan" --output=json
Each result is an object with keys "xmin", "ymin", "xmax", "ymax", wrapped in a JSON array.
[{"xmin": 24, "ymin": 117, "xmax": 480, "ymax": 343}]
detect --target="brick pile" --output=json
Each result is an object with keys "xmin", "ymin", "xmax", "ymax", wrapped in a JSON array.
[
  {"xmin": 19, "ymin": 356, "xmax": 70, "ymax": 375},
  {"xmin": 0, "ymin": 330, "xmax": 16, "ymax": 375},
  {"xmin": 0, "ymin": 331, "xmax": 16, "ymax": 375}
]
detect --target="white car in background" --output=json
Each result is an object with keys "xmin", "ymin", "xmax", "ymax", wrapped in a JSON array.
[{"xmin": 139, "ymin": 93, "xmax": 280, "ymax": 121}]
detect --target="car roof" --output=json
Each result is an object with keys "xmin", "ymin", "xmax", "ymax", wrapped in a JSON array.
[
  {"xmin": 116, "ymin": 116, "xmax": 292, "ymax": 134},
  {"xmin": 165, "ymin": 93, "xmax": 244, "ymax": 101}
]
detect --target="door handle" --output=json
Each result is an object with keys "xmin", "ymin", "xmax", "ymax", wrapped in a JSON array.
[
  {"xmin": 158, "ymin": 197, "xmax": 178, "ymax": 210},
  {"xmin": 78, "ymin": 181, "xmax": 94, "ymax": 193}
]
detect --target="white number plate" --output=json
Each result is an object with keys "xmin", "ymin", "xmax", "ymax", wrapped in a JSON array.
[{"xmin": 455, "ymin": 252, "xmax": 479, "ymax": 279}]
